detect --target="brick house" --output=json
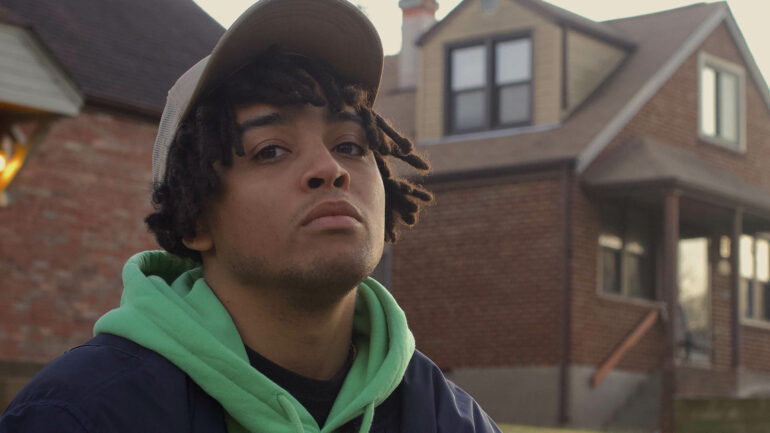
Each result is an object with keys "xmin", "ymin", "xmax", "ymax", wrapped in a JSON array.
[
  {"xmin": 0, "ymin": 0, "xmax": 223, "ymax": 409},
  {"xmin": 373, "ymin": 0, "xmax": 770, "ymax": 430}
]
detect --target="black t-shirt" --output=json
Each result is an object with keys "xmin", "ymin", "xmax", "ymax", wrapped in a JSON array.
[{"xmin": 244, "ymin": 345, "xmax": 354, "ymax": 427}]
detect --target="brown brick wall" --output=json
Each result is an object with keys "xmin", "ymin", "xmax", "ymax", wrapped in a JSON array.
[
  {"xmin": 741, "ymin": 326, "xmax": 770, "ymax": 372},
  {"xmin": 708, "ymin": 233, "xmax": 734, "ymax": 373},
  {"xmin": 392, "ymin": 174, "xmax": 565, "ymax": 369},
  {"xmin": 0, "ymin": 108, "xmax": 159, "ymax": 363}
]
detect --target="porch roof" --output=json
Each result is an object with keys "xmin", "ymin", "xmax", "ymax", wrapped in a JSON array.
[{"xmin": 582, "ymin": 136, "xmax": 770, "ymax": 219}]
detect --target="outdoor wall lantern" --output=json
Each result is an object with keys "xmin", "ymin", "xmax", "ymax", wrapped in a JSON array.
[{"xmin": 0, "ymin": 121, "xmax": 53, "ymax": 207}]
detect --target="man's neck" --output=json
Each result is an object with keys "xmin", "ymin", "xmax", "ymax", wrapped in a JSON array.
[{"xmin": 205, "ymin": 272, "xmax": 358, "ymax": 381}]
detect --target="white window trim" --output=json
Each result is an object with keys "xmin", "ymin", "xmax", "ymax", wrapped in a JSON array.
[
  {"xmin": 697, "ymin": 52, "xmax": 747, "ymax": 153},
  {"xmin": 739, "ymin": 235, "xmax": 770, "ymax": 326},
  {"xmin": 741, "ymin": 317, "xmax": 770, "ymax": 331},
  {"xmin": 445, "ymin": 32, "xmax": 534, "ymax": 135}
]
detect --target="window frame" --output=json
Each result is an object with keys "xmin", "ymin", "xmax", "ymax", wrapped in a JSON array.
[
  {"xmin": 697, "ymin": 52, "xmax": 747, "ymax": 153},
  {"xmin": 740, "ymin": 234, "xmax": 770, "ymax": 327},
  {"xmin": 444, "ymin": 31, "xmax": 534, "ymax": 135},
  {"xmin": 596, "ymin": 202, "xmax": 660, "ymax": 305}
]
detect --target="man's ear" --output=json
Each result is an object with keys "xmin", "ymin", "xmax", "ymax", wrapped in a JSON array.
[{"xmin": 182, "ymin": 220, "xmax": 214, "ymax": 253}]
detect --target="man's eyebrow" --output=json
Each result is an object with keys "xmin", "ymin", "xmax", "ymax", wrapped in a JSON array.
[
  {"xmin": 328, "ymin": 110, "xmax": 364, "ymax": 126},
  {"xmin": 238, "ymin": 112, "xmax": 287, "ymax": 132}
]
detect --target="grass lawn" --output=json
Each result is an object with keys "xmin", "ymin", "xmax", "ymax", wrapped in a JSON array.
[{"xmin": 498, "ymin": 424, "xmax": 609, "ymax": 433}]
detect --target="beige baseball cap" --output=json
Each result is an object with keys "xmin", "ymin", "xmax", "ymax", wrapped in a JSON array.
[{"xmin": 152, "ymin": 0, "xmax": 384, "ymax": 185}]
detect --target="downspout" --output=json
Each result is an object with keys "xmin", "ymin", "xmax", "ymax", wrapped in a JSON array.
[{"xmin": 558, "ymin": 161, "xmax": 574, "ymax": 425}]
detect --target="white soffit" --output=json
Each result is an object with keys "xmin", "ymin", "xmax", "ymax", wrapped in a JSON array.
[{"xmin": 0, "ymin": 22, "xmax": 83, "ymax": 116}]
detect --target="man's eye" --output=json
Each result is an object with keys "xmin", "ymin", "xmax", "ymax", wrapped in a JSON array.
[
  {"xmin": 334, "ymin": 141, "xmax": 367, "ymax": 156},
  {"xmin": 254, "ymin": 144, "xmax": 289, "ymax": 161}
]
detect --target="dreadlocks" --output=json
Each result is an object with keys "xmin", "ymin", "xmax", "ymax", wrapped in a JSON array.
[{"xmin": 145, "ymin": 46, "xmax": 433, "ymax": 261}]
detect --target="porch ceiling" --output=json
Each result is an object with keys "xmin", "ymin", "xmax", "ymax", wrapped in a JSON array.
[{"xmin": 581, "ymin": 136, "xmax": 770, "ymax": 233}]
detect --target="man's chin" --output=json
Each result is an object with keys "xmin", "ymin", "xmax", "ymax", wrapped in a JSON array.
[{"xmin": 274, "ymin": 257, "xmax": 377, "ymax": 311}]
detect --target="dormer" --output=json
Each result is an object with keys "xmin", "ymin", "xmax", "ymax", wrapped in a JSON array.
[{"xmin": 413, "ymin": 0, "xmax": 634, "ymax": 141}]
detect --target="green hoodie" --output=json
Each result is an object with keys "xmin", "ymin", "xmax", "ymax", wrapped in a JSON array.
[{"xmin": 94, "ymin": 251, "xmax": 415, "ymax": 433}]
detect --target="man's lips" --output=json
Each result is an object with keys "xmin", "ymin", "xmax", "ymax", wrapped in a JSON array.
[{"xmin": 301, "ymin": 200, "xmax": 363, "ymax": 227}]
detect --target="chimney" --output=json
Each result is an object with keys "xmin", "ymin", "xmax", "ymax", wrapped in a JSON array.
[{"xmin": 398, "ymin": 0, "xmax": 438, "ymax": 89}]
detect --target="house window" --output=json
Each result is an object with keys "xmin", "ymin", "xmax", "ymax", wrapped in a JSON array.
[
  {"xmin": 699, "ymin": 53, "xmax": 745, "ymax": 150},
  {"xmin": 598, "ymin": 204, "xmax": 656, "ymax": 300},
  {"xmin": 740, "ymin": 235, "xmax": 770, "ymax": 321},
  {"xmin": 447, "ymin": 34, "xmax": 532, "ymax": 134}
]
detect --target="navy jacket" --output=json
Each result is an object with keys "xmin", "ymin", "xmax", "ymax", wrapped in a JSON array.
[{"xmin": 1, "ymin": 334, "xmax": 500, "ymax": 433}]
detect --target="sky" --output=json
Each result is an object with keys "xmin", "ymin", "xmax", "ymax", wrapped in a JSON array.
[{"xmin": 193, "ymin": 0, "xmax": 770, "ymax": 84}]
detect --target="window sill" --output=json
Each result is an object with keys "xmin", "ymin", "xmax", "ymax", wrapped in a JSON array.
[
  {"xmin": 420, "ymin": 122, "xmax": 560, "ymax": 146},
  {"xmin": 740, "ymin": 318, "xmax": 770, "ymax": 332},
  {"xmin": 597, "ymin": 291, "xmax": 665, "ymax": 310},
  {"xmin": 698, "ymin": 133, "xmax": 745, "ymax": 154},
  {"xmin": 675, "ymin": 354, "xmax": 712, "ymax": 370}
]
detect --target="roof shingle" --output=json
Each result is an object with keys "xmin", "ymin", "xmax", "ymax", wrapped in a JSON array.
[{"xmin": 1, "ymin": 0, "xmax": 224, "ymax": 115}]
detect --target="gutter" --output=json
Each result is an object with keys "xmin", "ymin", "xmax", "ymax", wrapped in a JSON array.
[
  {"xmin": 419, "ymin": 157, "xmax": 574, "ymax": 185},
  {"xmin": 558, "ymin": 160, "xmax": 574, "ymax": 425}
]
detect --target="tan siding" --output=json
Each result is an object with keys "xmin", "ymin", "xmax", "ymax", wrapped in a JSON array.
[
  {"xmin": 416, "ymin": 0, "xmax": 562, "ymax": 141},
  {"xmin": 0, "ymin": 23, "xmax": 82, "ymax": 115},
  {"xmin": 566, "ymin": 29, "xmax": 626, "ymax": 112}
]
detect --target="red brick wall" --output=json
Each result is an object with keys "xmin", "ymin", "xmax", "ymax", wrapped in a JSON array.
[
  {"xmin": 709, "ymin": 233, "xmax": 733, "ymax": 372},
  {"xmin": 570, "ymin": 22, "xmax": 770, "ymax": 382},
  {"xmin": 392, "ymin": 174, "xmax": 565, "ymax": 369},
  {"xmin": 741, "ymin": 327, "xmax": 770, "ymax": 372},
  {"xmin": 0, "ymin": 108, "xmax": 159, "ymax": 363}
]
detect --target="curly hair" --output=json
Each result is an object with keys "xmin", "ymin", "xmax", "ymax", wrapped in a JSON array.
[{"xmin": 145, "ymin": 46, "xmax": 433, "ymax": 261}]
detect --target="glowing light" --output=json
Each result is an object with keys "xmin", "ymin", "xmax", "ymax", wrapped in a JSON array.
[{"xmin": 0, "ymin": 153, "xmax": 5, "ymax": 172}]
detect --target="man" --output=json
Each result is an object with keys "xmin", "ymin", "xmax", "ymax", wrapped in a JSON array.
[{"xmin": 0, "ymin": 0, "xmax": 501, "ymax": 431}]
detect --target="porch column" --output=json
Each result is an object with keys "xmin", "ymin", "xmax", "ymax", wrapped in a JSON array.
[
  {"xmin": 660, "ymin": 191, "xmax": 679, "ymax": 433},
  {"xmin": 731, "ymin": 208, "xmax": 743, "ymax": 369}
]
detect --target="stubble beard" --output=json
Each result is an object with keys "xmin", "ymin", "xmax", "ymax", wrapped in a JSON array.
[{"xmin": 229, "ymin": 243, "xmax": 382, "ymax": 312}]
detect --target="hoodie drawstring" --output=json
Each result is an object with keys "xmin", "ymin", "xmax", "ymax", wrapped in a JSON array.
[
  {"xmin": 277, "ymin": 393, "xmax": 305, "ymax": 433},
  {"xmin": 357, "ymin": 402, "xmax": 375, "ymax": 433}
]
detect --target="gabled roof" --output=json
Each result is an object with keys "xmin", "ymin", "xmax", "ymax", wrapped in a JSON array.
[
  {"xmin": 418, "ymin": 0, "xmax": 635, "ymax": 49},
  {"xmin": 583, "ymin": 136, "xmax": 770, "ymax": 216},
  {"xmin": 1, "ymin": 0, "xmax": 224, "ymax": 116},
  {"xmin": 407, "ymin": 2, "xmax": 742, "ymax": 177},
  {"xmin": 576, "ymin": 2, "xmax": 770, "ymax": 172},
  {"xmin": 583, "ymin": 137, "xmax": 770, "ymax": 219},
  {"xmin": 0, "ymin": 5, "xmax": 28, "ymax": 27}
]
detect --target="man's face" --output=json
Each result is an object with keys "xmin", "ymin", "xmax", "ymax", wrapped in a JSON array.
[{"xmin": 189, "ymin": 101, "xmax": 386, "ymax": 307}]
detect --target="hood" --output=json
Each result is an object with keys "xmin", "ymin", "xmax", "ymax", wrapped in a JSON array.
[{"xmin": 94, "ymin": 250, "xmax": 415, "ymax": 433}]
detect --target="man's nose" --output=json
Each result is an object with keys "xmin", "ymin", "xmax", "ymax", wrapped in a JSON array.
[{"xmin": 301, "ymin": 145, "xmax": 350, "ymax": 191}]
